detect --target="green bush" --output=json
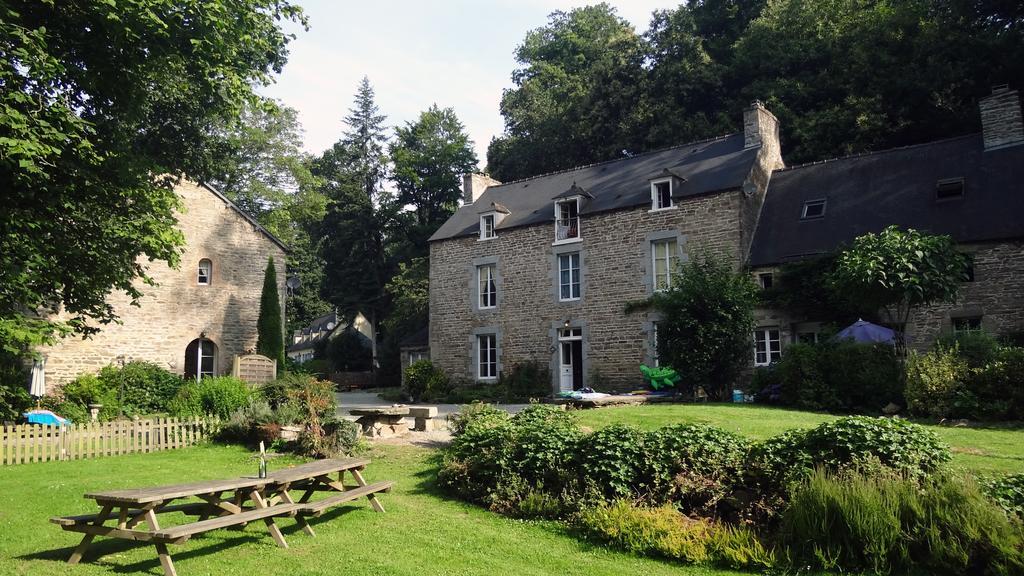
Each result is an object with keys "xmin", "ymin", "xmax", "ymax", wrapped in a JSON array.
[
  {"xmin": 499, "ymin": 360, "xmax": 550, "ymax": 400},
  {"xmin": 403, "ymin": 360, "xmax": 450, "ymax": 402},
  {"xmin": 438, "ymin": 417, "xmax": 517, "ymax": 503},
  {"xmin": 647, "ymin": 424, "xmax": 751, "ymax": 514},
  {"xmin": 447, "ymin": 402, "xmax": 509, "ymax": 437},
  {"xmin": 60, "ymin": 374, "xmax": 122, "ymax": 420},
  {"xmin": 781, "ymin": 468, "xmax": 1024, "ymax": 575},
  {"xmin": 298, "ymin": 417, "xmax": 360, "ymax": 458},
  {"xmin": 746, "ymin": 417, "xmax": 951, "ymax": 518},
  {"xmin": 905, "ymin": 345, "xmax": 967, "ymax": 419},
  {"xmin": 774, "ymin": 341, "xmax": 902, "ymax": 413},
  {"xmin": 576, "ymin": 423, "xmax": 653, "ymax": 500},
  {"xmin": 577, "ymin": 500, "xmax": 776, "ymax": 570},
  {"xmin": 983, "ymin": 473, "xmax": 1024, "ymax": 520},
  {"xmin": 937, "ymin": 331, "xmax": 1000, "ymax": 368},
  {"xmin": 97, "ymin": 361, "xmax": 184, "ymax": 415},
  {"xmin": 508, "ymin": 405, "xmax": 581, "ymax": 492},
  {"xmin": 967, "ymin": 346, "xmax": 1024, "ymax": 420},
  {"xmin": 169, "ymin": 376, "xmax": 251, "ymax": 419}
]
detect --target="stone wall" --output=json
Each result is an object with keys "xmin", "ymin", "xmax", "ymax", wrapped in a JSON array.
[
  {"xmin": 429, "ymin": 190, "xmax": 745, "ymax": 392},
  {"xmin": 42, "ymin": 180, "xmax": 287, "ymax": 385}
]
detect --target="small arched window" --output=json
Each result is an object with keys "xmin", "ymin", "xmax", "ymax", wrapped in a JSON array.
[{"xmin": 197, "ymin": 259, "xmax": 212, "ymax": 285}]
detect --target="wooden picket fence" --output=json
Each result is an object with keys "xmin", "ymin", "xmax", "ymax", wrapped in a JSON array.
[{"xmin": 0, "ymin": 416, "xmax": 221, "ymax": 465}]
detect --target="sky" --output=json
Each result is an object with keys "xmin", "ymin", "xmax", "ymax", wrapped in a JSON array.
[{"xmin": 258, "ymin": 0, "xmax": 677, "ymax": 166}]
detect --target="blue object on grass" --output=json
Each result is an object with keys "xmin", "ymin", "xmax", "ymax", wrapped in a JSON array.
[{"xmin": 24, "ymin": 409, "xmax": 69, "ymax": 426}]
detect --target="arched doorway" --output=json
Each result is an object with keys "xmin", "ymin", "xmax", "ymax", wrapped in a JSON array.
[{"xmin": 184, "ymin": 338, "xmax": 217, "ymax": 381}]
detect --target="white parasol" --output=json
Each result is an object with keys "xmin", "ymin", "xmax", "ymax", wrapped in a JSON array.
[{"xmin": 29, "ymin": 357, "xmax": 46, "ymax": 398}]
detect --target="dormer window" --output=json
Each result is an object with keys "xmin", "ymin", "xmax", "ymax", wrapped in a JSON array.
[
  {"xmin": 936, "ymin": 177, "xmax": 965, "ymax": 201},
  {"xmin": 801, "ymin": 199, "xmax": 826, "ymax": 220},
  {"xmin": 651, "ymin": 178, "xmax": 673, "ymax": 210},
  {"xmin": 555, "ymin": 198, "xmax": 580, "ymax": 243},
  {"xmin": 480, "ymin": 214, "xmax": 496, "ymax": 240}
]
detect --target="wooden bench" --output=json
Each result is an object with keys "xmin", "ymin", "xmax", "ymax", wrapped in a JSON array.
[
  {"xmin": 153, "ymin": 502, "xmax": 301, "ymax": 542},
  {"xmin": 296, "ymin": 481, "xmax": 394, "ymax": 518}
]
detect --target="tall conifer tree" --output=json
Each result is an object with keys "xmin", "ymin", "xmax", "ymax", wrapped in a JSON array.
[{"xmin": 256, "ymin": 256, "xmax": 285, "ymax": 370}]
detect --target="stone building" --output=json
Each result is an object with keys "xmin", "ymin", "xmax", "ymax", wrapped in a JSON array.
[
  {"xmin": 42, "ymin": 179, "xmax": 287, "ymax": 385},
  {"xmin": 748, "ymin": 86, "xmax": 1024, "ymax": 361},
  {"xmin": 428, "ymin": 88, "xmax": 1024, "ymax": 392},
  {"xmin": 428, "ymin": 102, "xmax": 783, "ymax": 392}
]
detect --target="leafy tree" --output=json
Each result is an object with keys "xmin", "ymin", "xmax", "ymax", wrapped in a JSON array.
[
  {"xmin": 391, "ymin": 105, "xmax": 478, "ymax": 243},
  {"xmin": 831, "ymin": 226, "xmax": 968, "ymax": 339},
  {"xmin": 762, "ymin": 254, "xmax": 878, "ymax": 327},
  {"xmin": 486, "ymin": 4, "xmax": 646, "ymax": 181},
  {"xmin": 629, "ymin": 256, "xmax": 759, "ymax": 400},
  {"xmin": 256, "ymin": 257, "xmax": 285, "ymax": 369},
  {"xmin": 0, "ymin": 1, "xmax": 305, "ymax": 358}
]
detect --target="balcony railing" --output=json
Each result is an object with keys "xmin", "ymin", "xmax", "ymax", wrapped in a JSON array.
[{"xmin": 555, "ymin": 217, "xmax": 580, "ymax": 241}]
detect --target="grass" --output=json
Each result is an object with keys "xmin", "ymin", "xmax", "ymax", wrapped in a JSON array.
[
  {"xmin": 572, "ymin": 403, "xmax": 1024, "ymax": 475},
  {"xmin": 0, "ymin": 444, "xmax": 743, "ymax": 576}
]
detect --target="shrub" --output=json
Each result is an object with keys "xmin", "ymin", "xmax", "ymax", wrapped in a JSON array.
[
  {"xmin": 298, "ymin": 417, "xmax": 360, "ymax": 458},
  {"xmin": 967, "ymin": 346, "xmax": 1024, "ymax": 420},
  {"xmin": 403, "ymin": 360, "xmax": 450, "ymax": 402},
  {"xmin": 438, "ymin": 418, "xmax": 517, "ymax": 503},
  {"xmin": 905, "ymin": 345, "xmax": 966, "ymax": 419},
  {"xmin": 509, "ymin": 404, "xmax": 581, "ymax": 492},
  {"xmin": 60, "ymin": 373, "xmax": 122, "ymax": 420},
  {"xmin": 647, "ymin": 424, "xmax": 751, "ymax": 514},
  {"xmin": 746, "ymin": 417, "xmax": 951, "ymax": 519},
  {"xmin": 750, "ymin": 365, "xmax": 782, "ymax": 403},
  {"xmin": 168, "ymin": 376, "xmax": 251, "ymax": 419},
  {"xmin": 577, "ymin": 500, "xmax": 776, "ymax": 570},
  {"xmin": 983, "ymin": 473, "xmax": 1024, "ymax": 520},
  {"xmin": 576, "ymin": 424, "xmax": 653, "ymax": 500},
  {"xmin": 286, "ymin": 376, "xmax": 339, "ymax": 457},
  {"xmin": 218, "ymin": 397, "xmax": 275, "ymax": 444},
  {"xmin": 97, "ymin": 361, "xmax": 184, "ymax": 415},
  {"xmin": 775, "ymin": 341, "xmax": 903, "ymax": 413},
  {"xmin": 937, "ymin": 330, "xmax": 1000, "ymax": 368},
  {"xmin": 500, "ymin": 360, "xmax": 550, "ymax": 400},
  {"xmin": 780, "ymin": 468, "xmax": 1024, "ymax": 575},
  {"xmin": 447, "ymin": 402, "xmax": 509, "ymax": 437}
]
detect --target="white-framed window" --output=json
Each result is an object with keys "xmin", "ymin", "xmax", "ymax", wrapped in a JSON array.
[
  {"xmin": 408, "ymin": 350, "xmax": 428, "ymax": 364},
  {"xmin": 480, "ymin": 214, "xmax": 496, "ymax": 240},
  {"xmin": 197, "ymin": 259, "xmax": 212, "ymax": 285},
  {"xmin": 801, "ymin": 199, "xmax": 827, "ymax": 219},
  {"xmin": 558, "ymin": 252, "xmax": 581, "ymax": 301},
  {"xmin": 651, "ymin": 179, "xmax": 673, "ymax": 210},
  {"xmin": 758, "ymin": 272, "xmax": 773, "ymax": 290},
  {"xmin": 555, "ymin": 198, "xmax": 580, "ymax": 242},
  {"xmin": 953, "ymin": 317, "xmax": 982, "ymax": 334},
  {"xmin": 477, "ymin": 334, "xmax": 497, "ymax": 380},
  {"xmin": 753, "ymin": 328, "xmax": 782, "ymax": 366},
  {"xmin": 478, "ymin": 264, "xmax": 497, "ymax": 309},
  {"xmin": 651, "ymin": 238, "xmax": 679, "ymax": 291}
]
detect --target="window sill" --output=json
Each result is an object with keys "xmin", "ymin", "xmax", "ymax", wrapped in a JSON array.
[
  {"xmin": 477, "ymin": 306, "xmax": 497, "ymax": 312},
  {"xmin": 553, "ymin": 238, "xmax": 582, "ymax": 246},
  {"xmin": 478, "ymin": 236, "xmax": 497, "ymax": 241},
  {"xmin": 648, "ymin": 206, "xmax": 677, "ymax": 213},
  {"xmin": 558, "ymin": 297, "xmax": 581, "ymax": 303}
]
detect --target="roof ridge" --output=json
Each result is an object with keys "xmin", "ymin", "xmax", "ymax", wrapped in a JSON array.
[
  {"xmin": 493, "ymin": 132, "xmax": 741, "ymax": 187},
  {"xmin": 775, "ymin": 133, "xmax": 979, "ymax": 173}
]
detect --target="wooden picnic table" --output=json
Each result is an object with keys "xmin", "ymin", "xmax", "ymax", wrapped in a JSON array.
[{"xmin": 51, "ymin": 457, "xmax": 393, "ymax": 576}]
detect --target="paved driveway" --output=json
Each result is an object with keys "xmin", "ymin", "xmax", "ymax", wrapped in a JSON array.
[{"xmin": 336, "ymin": 390, "xmax": 530, "ymax": 421}]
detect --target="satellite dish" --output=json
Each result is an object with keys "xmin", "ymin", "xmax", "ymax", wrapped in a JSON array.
[{"xmin": 286, "ymin": 276, "xmax": 301, "ymax": 290}]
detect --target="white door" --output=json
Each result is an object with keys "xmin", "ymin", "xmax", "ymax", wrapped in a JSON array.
[{"xmin": 559, "ymin": 341, "xmax": 574, "ymax": 391}]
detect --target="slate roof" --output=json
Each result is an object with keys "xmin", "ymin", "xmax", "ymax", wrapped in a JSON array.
[
  {"xmin": 399, "ymin": 326, "xmax": 429, "ymax": 349},
  {"xmin": 749, "ymin": 134, "xmax": 1024, "ymax": 267},
  {"xmin": 430, "ymin": 133, "xmax": 758, "ymax": 242},
  {"xmin": 286, "ymin": 311, "xmax": 339, "ymax": 353}
]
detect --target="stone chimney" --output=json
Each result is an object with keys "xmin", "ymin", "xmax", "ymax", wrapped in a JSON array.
[
  {"xmin": 743, "ymin": 101, "xmax": 783, "ymax": 171},
  {"xmin": 979, "ymin": 85, "xmax": 1024, "ymax": 151},
  {"xmin": 462, "ymin": 173, "xmax": 501, "ymax": 205}
]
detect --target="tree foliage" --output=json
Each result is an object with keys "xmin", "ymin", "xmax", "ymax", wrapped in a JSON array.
[
  {"xmin": 487, "ymin": 0, "xmax": 1024, "ymax": 181},
  {"xmin": 342, "ymin": 76, "xmax": 389, "ymax": 201},
  {"xmin": 256, "ymin": 257, "xmax": 285, "ymax": 368},
  {"xmin": 0, "ymin": 0, "xmax": 305, "ymax": 357},
  {"xmin": 831, "ymin": 226, "xmax": 967, "ymax": 332},
  {"xmin": 633, "ymin": 256, "xmax": 759, "ymax": 400}
]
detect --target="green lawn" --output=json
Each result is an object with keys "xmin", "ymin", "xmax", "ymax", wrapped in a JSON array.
[
  {"xmin": 572, "ymin": 403, "xmax": 1024, "ymax": 475},
  {"xmin": 0, "ymin": 444, "xmax": 742, "ymax": 576}
]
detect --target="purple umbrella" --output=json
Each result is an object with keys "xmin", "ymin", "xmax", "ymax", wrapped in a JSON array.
[{"xmin": 833, "ymin": 319, "xmax": 895, "ymax": 344}]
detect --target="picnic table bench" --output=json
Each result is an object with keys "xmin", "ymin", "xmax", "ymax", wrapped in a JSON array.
[{"xmin": 51, "ymin": 457, "xmax": 393, "ymax": 576}]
